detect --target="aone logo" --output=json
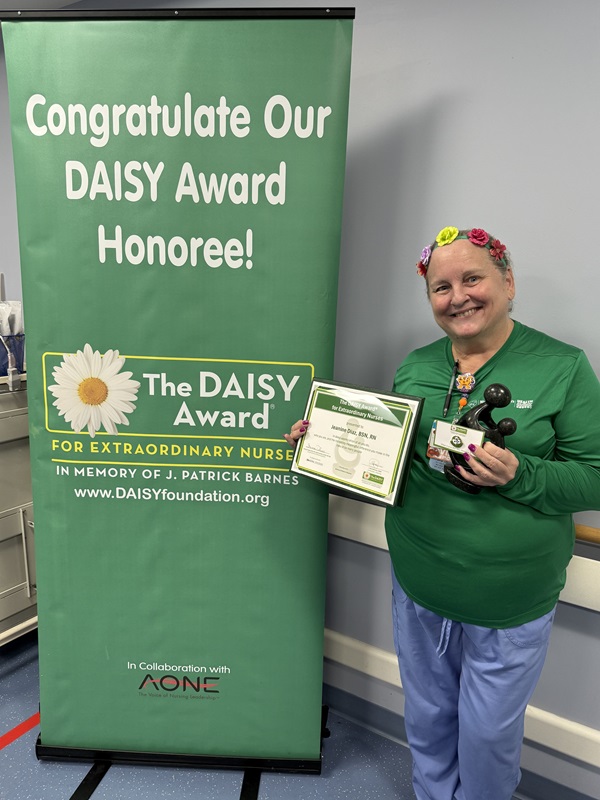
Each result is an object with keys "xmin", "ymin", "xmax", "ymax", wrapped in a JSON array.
[{"xmin": 138, "ymin": 673, "xmax": 220, "ymax": 693}]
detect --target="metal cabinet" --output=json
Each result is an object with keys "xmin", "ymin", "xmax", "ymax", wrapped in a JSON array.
[{"xmin": 0, "ymin": 384, "xmax": 36, "ymax": 646}]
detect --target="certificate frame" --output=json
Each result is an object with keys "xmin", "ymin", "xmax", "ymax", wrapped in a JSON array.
[{"xmin": 290, "ymin": 378, "xmax": 424, "ymax": 507}]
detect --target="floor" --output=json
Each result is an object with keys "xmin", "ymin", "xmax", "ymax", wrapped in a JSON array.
[
  {"xmin": 1, "ymin": 631, "xmax": 527, "ymax": 800},
  {"xmin": 2, "ymin": 630, "xmax": 417, "ymax": 800}
]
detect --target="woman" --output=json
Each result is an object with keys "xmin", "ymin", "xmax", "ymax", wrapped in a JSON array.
[{"xmin": 286, "ymin": 226, "xmax": 600, "ymax": 800}]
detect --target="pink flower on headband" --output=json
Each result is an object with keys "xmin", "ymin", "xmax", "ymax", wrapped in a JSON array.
[
  {"xmin": 489, "ymin": 239, "xmax": 507, "ymax": 261},
  {"xmin": 468, "ymin": 228, "xmax": 489, "ymax": 247}
]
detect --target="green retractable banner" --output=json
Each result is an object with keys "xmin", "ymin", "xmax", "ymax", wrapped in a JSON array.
[{"xmin": 2, "ymin": 11, "xmax": 353, "ymax": 765}]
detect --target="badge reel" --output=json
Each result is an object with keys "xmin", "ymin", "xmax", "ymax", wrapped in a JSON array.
[{"xmin": 427, "ymin": 370, "xmax": 478, "ymax": 472}]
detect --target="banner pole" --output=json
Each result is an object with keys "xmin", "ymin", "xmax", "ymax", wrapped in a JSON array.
[{"xmin": 0, "ymin": 8, "xmax": 355, "ymax": 21}]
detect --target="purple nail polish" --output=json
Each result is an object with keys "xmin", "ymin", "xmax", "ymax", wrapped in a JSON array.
[
  {"xmin": 468, "ymin": 444, "xmax": 477, "ymax": 452},
  {"xmin": 299, "ymin": 427, "xmax": 306, "ymax": 433},
  {"xmin": 463, "ymin": 452, "xmax": 471, "ymax": 461},
  {"xmin": 303, "ymin": 420, "xmax": 310, "ymax": 424}
]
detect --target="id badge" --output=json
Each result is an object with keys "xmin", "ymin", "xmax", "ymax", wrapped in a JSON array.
[
  {"xmin": 426, "ymin": 421, "xmax": 452, "ymax": 472},
  {"xmin": 426, "ymin": 420, "xmax": 485, "ymax": 473},
  {"xmin": 433, "ymin": 420, "xmax": 485, "ymax": 454}
]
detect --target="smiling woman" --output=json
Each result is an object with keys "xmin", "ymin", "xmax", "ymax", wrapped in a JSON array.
[
  {"xmin": 379, "ymin": 224, "xmax": 600, "ymax": 800},
  {"xmin": 286, "ymin": 223, "xmax": 600, "ymax": 800}
]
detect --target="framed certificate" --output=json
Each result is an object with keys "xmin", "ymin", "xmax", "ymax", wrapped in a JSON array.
[{"xmin": 290, "ymin": 378, "xmax": 423, "ymax": 507}]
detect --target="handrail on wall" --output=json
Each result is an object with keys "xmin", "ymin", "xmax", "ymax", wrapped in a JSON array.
[{"xmin": 575, "ymin": 525, "xmax": 600, "ymax": 545}]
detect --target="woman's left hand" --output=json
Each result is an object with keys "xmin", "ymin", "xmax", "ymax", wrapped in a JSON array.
[{"xmin": 457, "ymin": 441, "xmax": 519, "ymax": 487}]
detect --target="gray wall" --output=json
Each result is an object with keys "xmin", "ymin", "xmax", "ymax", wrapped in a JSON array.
[
  {"xmin": 0, "ymin": 34, "xmax": 19, "ymax": 299},
  {"xmin": 2, "ymin": 1, "xmax": 600, "ymax": 795}
]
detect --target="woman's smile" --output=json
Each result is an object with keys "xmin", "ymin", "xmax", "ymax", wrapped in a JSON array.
[{"xmin": 452, "ymin": 307, "xmax": 480, "ymax": 318}]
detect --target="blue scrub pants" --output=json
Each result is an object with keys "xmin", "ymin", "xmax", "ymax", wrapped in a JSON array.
[{"xmin": 391, "ymin": 569, "xmax": 555, "ymax": 800}]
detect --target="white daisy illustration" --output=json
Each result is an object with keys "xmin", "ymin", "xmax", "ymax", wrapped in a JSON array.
[{"xmin": 48, "ymin": 343, "xmax": 140, "ymax": 438}]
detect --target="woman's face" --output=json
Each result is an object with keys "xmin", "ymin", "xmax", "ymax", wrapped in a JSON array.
[{"xmin": 426, "ymin": 239, "xmax": 515, "ymax": 347}]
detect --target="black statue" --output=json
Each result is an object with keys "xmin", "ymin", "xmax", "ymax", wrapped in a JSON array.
[{"xmin": 444, "ymin": 384, "xmax": 517, "ymax": 495}]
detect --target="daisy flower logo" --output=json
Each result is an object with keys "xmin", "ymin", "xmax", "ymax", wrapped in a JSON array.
[{"xmin": 48, "ymin": 343, "xmax": 140, "ymax": 438}]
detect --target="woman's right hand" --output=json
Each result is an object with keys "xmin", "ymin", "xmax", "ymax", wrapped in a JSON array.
[{"xmin": 284, "ymin": 419, "xmax": 310, "ymax": 449}]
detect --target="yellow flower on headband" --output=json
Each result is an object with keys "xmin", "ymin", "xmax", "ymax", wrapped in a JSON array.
[{"xmin": 435, "ymin": 226, "xmax": 459, "ymax": 247}]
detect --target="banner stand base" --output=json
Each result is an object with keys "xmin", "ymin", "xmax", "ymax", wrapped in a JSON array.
[
  {"xmin": 36, "ymin": 706, "xmax": 330, "ymax": 798},
  {"xmin": 37, "ymin": 709, "xmax": 330, "ymax": 798},
  {"xmin": 35, "ymin": 735, "xmax": 322, "ymax": 774}
]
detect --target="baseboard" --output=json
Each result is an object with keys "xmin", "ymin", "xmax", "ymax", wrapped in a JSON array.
[
  {"xmin": 324, "ymin": 627, "xmax": 600, "ymax": 770},
  {"xmin": 323, "ymin": 684, "xmax": 596, "ymax": 800}
]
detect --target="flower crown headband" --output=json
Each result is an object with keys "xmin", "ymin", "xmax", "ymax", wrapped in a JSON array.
[{"xmin": 416, "ymin": 226, "xmax": 508, "ymax": 277}]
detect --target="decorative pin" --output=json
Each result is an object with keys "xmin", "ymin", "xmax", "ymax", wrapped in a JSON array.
[{"xmin": 455, "ymin": 372, "xmax": 476, "ymax": 395}]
